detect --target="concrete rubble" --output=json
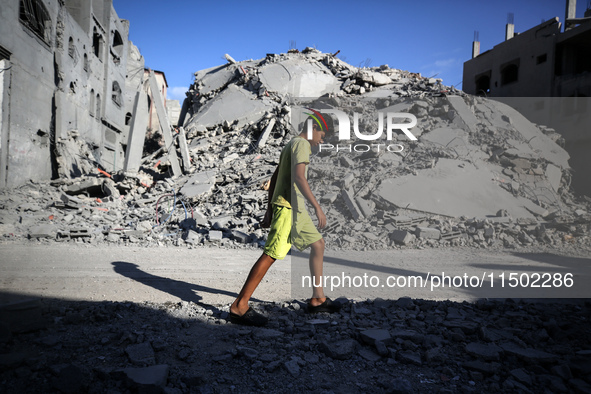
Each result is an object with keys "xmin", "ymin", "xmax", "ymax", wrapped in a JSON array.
[
  {"xmin": 0, "ymin": 48, "xmax": 588, "ymax": 252},
  {"xmin": 0, "ymin": 297, "xmax": 589, "ymax": 392}
]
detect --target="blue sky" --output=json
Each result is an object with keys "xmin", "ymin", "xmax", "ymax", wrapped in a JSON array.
[{"xmin": 113, "ymin": 0, "xmax": 588, "ymax": 101}]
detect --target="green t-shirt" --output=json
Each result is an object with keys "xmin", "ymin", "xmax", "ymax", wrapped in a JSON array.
[{"xmin": 271, "ymin": 136, "xmax": 311, "ymax": 210}]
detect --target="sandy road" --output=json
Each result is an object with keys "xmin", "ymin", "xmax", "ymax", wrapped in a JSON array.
[{"xmin": 1, "ymin": 244, "xmax": 589, "ymax": 306}]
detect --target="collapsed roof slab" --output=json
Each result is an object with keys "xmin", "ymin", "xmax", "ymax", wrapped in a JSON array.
[
  {"xmin": 376, "ymin": 158, "xmax": 541, "ymax": 219},
  {"xmin": 258, "ymin": 58, "xmax": 340, "ymax": 97},
  {"xmin": 186, "ymin": 85, "xmax": 275, "ymax": 129},
  {"xmin": 488, "ymin": 100, "xmax": 570, "ymax": 169},
  {"xmin": 194, "ymin": 64, "xmax": 239, "ymax": 95}
]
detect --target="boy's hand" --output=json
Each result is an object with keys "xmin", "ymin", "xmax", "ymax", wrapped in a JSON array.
[
  {"xmin": 261, "ymin": 208, "xmax": 273, "ymax": 228},
  {"xmin": 315, "ymin": 206, "xmax": 327, "ymax": 229}
]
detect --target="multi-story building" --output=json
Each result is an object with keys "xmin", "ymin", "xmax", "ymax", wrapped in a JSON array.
[{"xmin": 0, "ymin": 0, "xmax": 145, "ymax": 188}]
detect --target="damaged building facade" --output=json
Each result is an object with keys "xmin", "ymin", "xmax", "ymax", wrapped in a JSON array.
[
  {"xmin": 0, "ymin": 0, "xmax": 146, "ymax": 189},
  {"xmin": 462, "ymin": 0, "xmax": 591, "ymax": 196},
  {"xmin": 462, "ymin": 1, "xmax": 591, "ymax": 97}
]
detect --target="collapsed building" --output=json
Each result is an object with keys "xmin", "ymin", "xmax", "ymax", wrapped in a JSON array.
[
  {"xmin": 1, "ymin": 47, "xmax": 588, "ymax": 251},
  {"xmin": 0, "ymin": 0, "xmax": 148, "ymax": 188}
]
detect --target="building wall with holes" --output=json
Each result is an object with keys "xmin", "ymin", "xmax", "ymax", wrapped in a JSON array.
[
  {"xmin": 0, "ymin": 0, "xmax": 144, "ymax": 188},
  {"xmin": 0, "ymin": 0, "xmax": 61, "ymax": 187}
]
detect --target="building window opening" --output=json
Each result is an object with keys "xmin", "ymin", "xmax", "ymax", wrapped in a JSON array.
[
  {"xmin": 475, "ymin": 73, "xmax": 491, "ymax": 95},
  {"xmin": 90, "ymin": 89, "xmax": 95, "ymax": 117},
  {"xmin": 92, "ymin": 27, "xmax": 104, "ymax": 58},
  {"xmin": 112, "ymin": 81, "xmax": 122, "ymax": 107},
  {"xmin": 125, "ymin": 112, "xmax": 132, "ymax": 125},
  {"xmin": 96, "ymin": 93, "xmax": 101, "ymax": 118},
  {"xmin": 68, "ymin": 37, "xmax": 75, "ymax": 58},
  {"xmin": 83, "ymin": 53, "xmax": 88, "ymax": 71},
  {"xmin": 112, "ymin": 30, "xmax": 123, "ymax": 56},
  {"xmin": 19, "ymin": 0, "xmax": 51, "ymax": 44},
  {"xmin": 536, "ymin": 54, "xmax": 547, "ymax": 65},
  {"xmin": 501, "ymin": 63, "xmax": 519, "ymax": 85}
]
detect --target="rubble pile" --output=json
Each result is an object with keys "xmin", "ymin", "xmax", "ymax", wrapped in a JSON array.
[
  {"xmin": 0, "ymin": 48, "xmax": 589, "ymax": 251},
  {"xmin": 1, "ymin": 297, "xmax": 590, "ymax": 393}
]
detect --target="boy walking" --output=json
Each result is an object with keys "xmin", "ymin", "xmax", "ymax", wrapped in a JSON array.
[{"xmin": 229, "ymin": 114, "xmax": 339, "ymax": 326}]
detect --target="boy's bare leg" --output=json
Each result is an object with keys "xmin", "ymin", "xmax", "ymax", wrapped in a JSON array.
[
  {"xmin": 308, "ymin": 238, "xmax": 327, "ymax": 306},
  {"xmin": 230, "ymin": 253, "xmax": 276, "ymax": 316}
]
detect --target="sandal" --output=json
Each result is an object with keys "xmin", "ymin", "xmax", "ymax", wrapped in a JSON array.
[
  {"xmin": 229, "ymin": 307, "xmax": 268, "ymax": 327},
  {"xmin": 307, "ymin": 298, "xmax": 341, "ymax": 314}
]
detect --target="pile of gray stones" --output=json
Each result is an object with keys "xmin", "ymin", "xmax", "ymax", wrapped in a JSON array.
[{"xmin": 1, "ymin": 296, "xmax": 590, "ymax": 393}]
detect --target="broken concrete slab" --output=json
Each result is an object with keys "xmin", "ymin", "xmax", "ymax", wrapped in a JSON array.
[
  {"xmin": 193, "ymin": 64, "xmax": 238, "ymax": 95},
  {"xmin": 255, "ymin": 118, "xmax": 276, "ymax": 149},
  {"xmin": 258, "ymin": 58, "xmax": 340, "ymax": 97},
  {"xmin": 390, "ymin": 230, "xmax": 415, "ymax": 245},
  {"xmin": 377, "ymin": 159, "xmax": 540, "ymax": 218},
  {"xmin": 186, "ymin": 85, "xmax": 274, "ymax": 129},
  {"xmin": 29, "ymin": 224, "xmax": 57, "ymax": 239},
  {"xmin": 179, "ymin": 170, "xmax": 217, "ymax": 198},
  {"xmin": 488, "ymin": 100, "xmax": 570, "ymax": 169},
  {"xmin": 125, "ymin": 342, "xmax": 156, "ymax": 366},
  {"xmin": 416, "ymin": 227, "xmax": 441, "ymax": 240},
  {"xmin": 121, "ymin": 364, "xmax": 169, "ymax": 389},
  {"xmin": 447, "ymin": 96, "xmax": 479, "ymax": 133},
  {"xmin": 341, "ymin": 189, "xmax": 363, "ymax": 220},
  {"xmin": 545, "ymin": 163, "xmax": 562, "ymax": 192}
]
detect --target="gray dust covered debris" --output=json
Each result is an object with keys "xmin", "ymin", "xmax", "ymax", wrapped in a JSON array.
[{"xmin": 0, "ymin": 47, "xmax": 589, "ymax": 252}]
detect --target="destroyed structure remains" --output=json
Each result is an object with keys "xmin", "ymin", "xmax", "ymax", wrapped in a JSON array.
[
  {"xmin": 1, "ymin": 3, "xmax": 591, "ymax": 391},
  {"xmin": 0, "ymin": 47, "xmax": 588, "ymax": 254}
]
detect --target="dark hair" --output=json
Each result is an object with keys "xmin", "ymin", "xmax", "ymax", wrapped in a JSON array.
[{"xmin": 304, "ymin": 113, "xmax": 334, "ymax": 134}]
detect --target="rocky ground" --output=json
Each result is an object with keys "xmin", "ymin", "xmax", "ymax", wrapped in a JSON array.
[{"xmin": 1, "ymin": 291, "xmax": 590, "ymax": 393}]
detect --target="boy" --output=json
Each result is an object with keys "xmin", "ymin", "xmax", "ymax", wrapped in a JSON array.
[{"xmin": 229, "ymin": 114, "xmax": 340, "ymax": 326}]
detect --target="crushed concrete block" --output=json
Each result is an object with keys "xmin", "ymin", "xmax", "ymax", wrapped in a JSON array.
[
  {"xmin": 341, "ymin": 189, "xmax": 363, "ymax": 220},
  {"xmin": 223, "ymin": 153, "xmax": 240, "ymax": 164},
  {"xmin": 64, "ymin": 177, "xmax": 102, "ymax": 195},
  {"xmin": 360, "ymin": 329, "xmax": 392, "ymax": 345},
  {"xmin": 318, "ymin": 339, "xmax": 359, "ymax": 360},
  {"xmin": 355, "ymin": 196, "xmax": 373, "ymax": 218},
  {"xmin": 545, "ymin": 164, "xmax": 562, "ymax": 192},
  {"xmin": 284, "ymin": 359, "xmax": 300, "ymax": 377},
  {"xmin": 121, "ymin": 365, "xmax": 169, "ymax": 389},
  {"xmin": 29, "ymin": 224, "xmax": 56, "ymax": 239},
  {"xmin": 180, "ymin": 170, "xmax": 216, "ymax": 198},
  {"xmin": 102, "ymin": 179, "xmax": 120, "ymax": 199},
  {"xmin": 230, "ymin": 230, "xmax": 250, "ymax": 244},
  {"xmin": 415, "ymin": 227, "xmax": 441, "ymax": 240},
  {"xmin": 258, "ymin": 58, "xmax": 340, "ymax": 96},
  {"xmin": 69, "ymin": 228, "xmax": 90, "ymax": 238},
  {"xmin": 447, "ymin": 96, "xmax": 479, "ymax": 133},
  {"xmin": 255, "ymin": 118, "xmax": 276, "ymax": 149},
  {"xmin": 224, "ymin": 53, "xmax": 236, "ymax": 64},
  {"xmin": 390, "ymin": 230, "xmax": 415, "ymax": 245},
  {"xmin": 356, "ymin": 69, "xmax": 392, "ymax": 86},
  {"xmin": 343, "ymin": 173, "xmax": 355, "ymax": 188},
  {"xmin": 186, "ymin": 85, "xmax": 273, "ymax": 129},
  {"xmin": 340, "ymin": 156, "xmax": 354, "ymax": 168},
  {"xmin": 321, "ymin": 192, "xmax": 338, "ymax": 203},
  {"xmin": 125, "ymin": 343, "xmax": 155, "ymax": 366},
  {"xmin": 208, "ymin": 230, "xmax": 223, "ymax": 241}
]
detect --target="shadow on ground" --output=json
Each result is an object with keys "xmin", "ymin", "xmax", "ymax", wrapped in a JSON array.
[{"xmin": 1, "ymin": 289, "xmax": 590, "ymax": 393}]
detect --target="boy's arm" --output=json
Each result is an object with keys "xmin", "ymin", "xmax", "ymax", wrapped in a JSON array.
[
  {"xmin": 294, "ymin": 162, "xmax": 326, "ymax": 229},
  {"xmin": 261, "ymin": 166, "xmax": 279, "ymax": 228}
]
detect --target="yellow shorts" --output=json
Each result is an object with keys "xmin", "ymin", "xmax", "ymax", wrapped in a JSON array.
[{"xmin": 264, "ymin": 205, "xmax": 322, "ymax": 260}]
